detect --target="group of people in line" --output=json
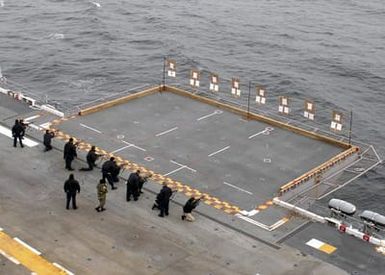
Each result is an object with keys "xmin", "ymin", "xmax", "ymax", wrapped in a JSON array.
[
  {"xmin": 12, "ymin": 119, "xmax": 202, "ymax": 222},
  {"xmin": 61, "ymin": 140, "xmax": 203, "ymax": 221}
]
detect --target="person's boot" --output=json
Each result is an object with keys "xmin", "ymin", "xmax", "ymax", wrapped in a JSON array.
[
  {"xmin": 181, "ymin": 215, "xmax": 186, "ymax": 220},
  {"xmin": 95, "ymin": 207, "xmax": 101, "ymax": 212}
]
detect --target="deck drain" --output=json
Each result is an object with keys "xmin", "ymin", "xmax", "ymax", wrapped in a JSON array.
[
  {"xmin": 117, "ymin": 134, "xmax": 125, "ymax": 140},
  {"xmin": 264, "ymin": 158, "xmax": 272, "ymax": 163},
  {"xmin": 144, "ymin": 156, "xmax": 154, "ymax": 162}
]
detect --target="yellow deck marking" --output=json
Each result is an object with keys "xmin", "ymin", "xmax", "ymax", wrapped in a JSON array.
[
  {"xmin": 306, "ymin": 238, "xmax": 337, "ymax": 255},
  {"xmin": 319, "ymin": 243, "xmax": 337, "ymax": 254},
  {"xmin": 0, "ymin": 231, "xmax": 66, "ymax": 274}
]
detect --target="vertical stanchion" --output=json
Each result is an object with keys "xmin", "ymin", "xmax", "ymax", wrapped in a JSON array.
[
  {"xmin": 348, "ymin": 110, "xmax": 353, "ymax": 145},
  {"xmin": 247, "ymin": 81, "xmax": 251, "ymax": 119},
  {"xmin": 162, "ymin": 56, "xmax": 166, "ymax": 91}
]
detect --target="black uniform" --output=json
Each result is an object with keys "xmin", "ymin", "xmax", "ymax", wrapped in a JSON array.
[
  {"xmin": 138, "ymin": 175, "xmax": 149, "ymax": 194},
  {"xmin": 102, "ymin": 160, "xmax": 118, "ymax": 189},
  {"xmin": 63, "ymin": 141, "xmax": 77, "ymax": 170},
  {"xmin": 80, "ymin": 149, "xmax": 99, "ymax": 171},
  {"xmin": 12, "ymin": 121, "xmax": 24, "ymax": 148},
  {"xmin": 157, "ymin": 185, "xmax": 173, "ymax": 217},
  {"xmin": 64, "ymin": 176, "xmax": 80, "ymax": 209},
  {"xmin": 43, "ymin": 132, "xmax": 55, "ymax": 151},
  {"xmin": 126, "ymin": 172, "xmax": 140, "ymax": 201}
]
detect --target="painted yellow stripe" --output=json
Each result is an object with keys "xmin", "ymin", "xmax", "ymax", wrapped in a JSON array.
[
  {"xmin": 0, "ymin": 231, "xmax": 66, "ymax": 274},
  {"xmin": 319, "ymin": 243, "xmax": 337, "ymax": 254}
]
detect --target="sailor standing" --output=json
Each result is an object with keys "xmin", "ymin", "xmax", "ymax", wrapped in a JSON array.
[
  {"xmin": 126, "ymin": 170, "xmax": 140, "ymax": 201},
  {"xmin": 43, "ymin": 130, "xmax": 55, "ymax": 152},
  {"xmin": 64, "ymin": 174, "xmax": 80, "ymax": 210},
  {"xmin": 101, "ymin": 157, "xmax": 118, "ymax": 189},
  {"xmin": 95, "ymin": 179, "xmax": 108, "ymax": 212},
  {"xmin": 63, "ymin": 138, "xmax": 77, "ymax": 171},
  {"xmin": 157, "ymin": 182, "xmax": 173, "ymax": 218},
  {"xmin": 12, "ymin": 119, "xmax": 24, "ymax": 148}
]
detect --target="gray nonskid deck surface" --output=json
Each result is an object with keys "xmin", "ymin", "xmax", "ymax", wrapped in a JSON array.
[
  {"xmin": 285, "ymin": 222, "xmax": 385, "ymax": 275},
  {"xmin": 0, "ymin": 129, "xmax": 348, "ymax": 275},
  {"xmin": 58, "ymin": 91, "xmax": 344, "ymax": 212}
]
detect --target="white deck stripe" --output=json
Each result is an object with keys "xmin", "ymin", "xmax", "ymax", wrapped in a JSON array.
[
  {"xmin": 163, "ymin": 166, "xmax": 185, "ymax": 176},
  {"xmin": 0, "ymin": 125, "xmax": 39, "ymax": 147},
  {"xmin": 80, "ymin": 123, "xmax": 102, "ymax": 134},
  {"xmin": 196, "ymin": 110, "xmax": 222, "ymax": 121},
  {"xmin": 223, "ymin": 182, "xmax": 253, "ymax": 195},
  {"xmin": 29, "ymin": 124, "xmax": 42, "ymax": 131},
  {"xmin": 111, "ymin": 144, "xmax": 132, "ymax": 154},
  {"xmin": 13, "ymin": 237, "xmax": 42, "ymax": 255},
  {"xmin": 0, "ymin": 249, "xmax": 20, "ymax": 265},
  {"xmin": 248, "ymin": 130, "xmax": 266, "ymax": 139},
  {"xmin": 23, "ymin": 115, "xmax": 40, "ymax": 122},
  {"xmin": 131, "ymin": 144, "xmax": 146, "ymax": 152},
  {"xmin": 39, "ymin": 122, "xmax": 51, "ymax": 129},
  {"xmin": 208, "ymin": 145, "xmax": 230, "ymax": 157},
  {"xmin": 155, "ymin": 127, "xmax": 178, "ymax": 137},
  {"xmin": 170, "ymin": 160, "xmax": 196, "ymax": 172},
  {"xmin": 306, "ymin": 238, "xmax": 324, "ymax": 249},
  {"xmin": 121, "ymin": 140, "xmax": 146, "ymax": 152},
  {"xmin": 53, "ymin": 262, "xmax": 75, "ymax": 275}
]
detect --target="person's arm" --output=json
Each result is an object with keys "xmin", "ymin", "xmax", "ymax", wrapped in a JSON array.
[
  {"xmin": 64, "ymin": 181, "xmax": 68, "ymax": 192},
  {"xmin": 76, "ymin": 181, "xmax": 80, "ymax": 193}
]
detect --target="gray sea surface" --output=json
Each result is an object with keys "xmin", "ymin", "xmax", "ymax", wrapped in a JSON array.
[{"xmin": 0, "ymin": 0, "xmax": 384, "ymax": 211}]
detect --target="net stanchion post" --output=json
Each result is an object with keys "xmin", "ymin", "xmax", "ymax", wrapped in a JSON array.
[
  {"xmin": 348, "ymin": 110, "xmax": 353, "ymax": 145},
  {"xmin": 162, "ymin": 56, "xmax": 166, "ymax": 91},
  {"xmin": 247, "ymin": 80, "xmax": 251, "ymax": 119}
]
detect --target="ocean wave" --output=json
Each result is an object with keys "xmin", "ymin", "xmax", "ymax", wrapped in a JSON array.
[
  {"xmin": 48, "ymin": 33, "xmax": 65, "ymax": 40},
  {"xmin": 90, "ymin": 1, "xmax": 101, "ymax": 8}
]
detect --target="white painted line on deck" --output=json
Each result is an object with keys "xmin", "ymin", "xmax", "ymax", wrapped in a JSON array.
[
  {"xmin": 236, "ymin": 215, "xmax": 270, "ymax": 230},
  {"xmin": 29, "ymin": 124, "xmax": 42, "ymax": 131},
  {"xmin": 223, "ymin": 182, "xmax": 253, "ymax": 195},
  {"xmin": 208, "ymin": 145, "xmax": 230, "ymax": 157},
  {"xmin": 0, "ymin": 125, "xmax": 39, "ymax": 147},
  {"xmin": 163, "ymin": 166, "xmax": 185, "ymax": 176},
  {"xmin": 121, "ymin": 140, "xmax": 146, "ymax": 152},
  {"xmin": 164, "ymin": 160, "xmax": 197, "ymax": 176},
  {"xmin": 248, "ymin": 130, "xmax": 265, "ymax": 139},
  {"xmin": 53, "ymin": 262, "xmax": 75, "ymax": 275},
  {"xmin": 239, "ymin": 209, "xmax": 260, "ymax": 216},
  {"xmin": 170, "ymin": 160, "xmax": 196, "ymax": 172},
  {"xmin": 155, "ymin": 126, "xmax": 178, "ymax": 137},
  {"xmin": 80, "ymin": 123, "xmax": 102, "ymax": 134},
  {"xmin": 248, "ymin": 127, "xmax": 274, "ymax": 139},
  {"xmin": 111, "ymin": 144, "xmax": 133, "ymax": 154},
  {"xmin": 23, "ymin": 115, "xmax": 40, "ymax": 122},
  {"xmin": 39, "ymin": 122, "xmax": 51, "ymax": 129},
  {"xmin": 236, "ymin": 215, "xmax": 288, "ymax": 231},
  {"xmin": 13, "ymin": 237, "xmax": 42, "ymax": 255},
  {"xmin": 0, "ymin": 249, "xmax": 20, "ymax": 265},
  {"xmin": 196, "ymin": 110, "xmax": 223, "ymax": 121}
]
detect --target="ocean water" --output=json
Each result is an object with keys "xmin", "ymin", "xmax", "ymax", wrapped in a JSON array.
[{"xmin": 0, "ymin": 0, "xmax": 384, "ymax": 210}]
